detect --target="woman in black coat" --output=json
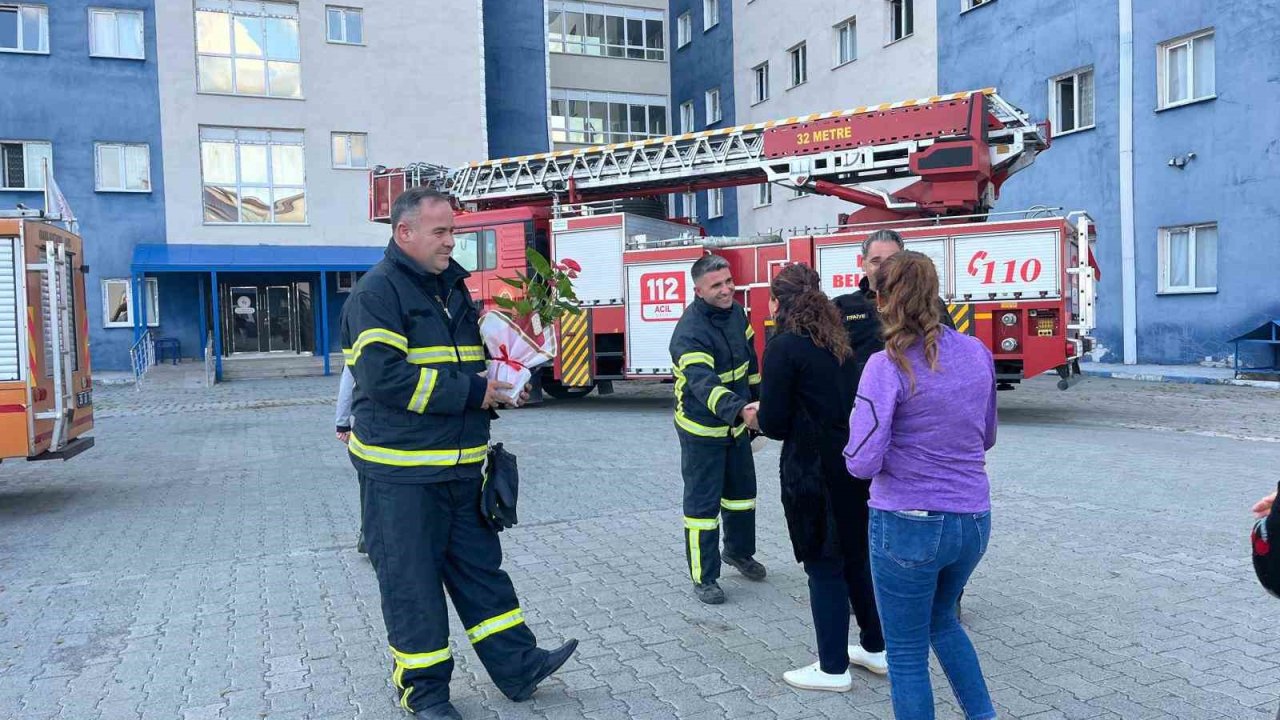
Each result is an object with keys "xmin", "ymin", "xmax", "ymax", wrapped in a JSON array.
[{"xmin": 751, "ymin": 263, "xmax": 885, "ymax": 692}]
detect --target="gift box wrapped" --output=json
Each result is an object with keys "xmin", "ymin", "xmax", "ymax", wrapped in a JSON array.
[{"xmin": 480, "ymin": 311, "xmax": 558, "ymax": 406}]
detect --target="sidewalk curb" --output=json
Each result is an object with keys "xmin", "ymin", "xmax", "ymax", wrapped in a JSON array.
[{"xmin": 1081, "ymin": 366, "xmax": 1280, "ymax": 389}]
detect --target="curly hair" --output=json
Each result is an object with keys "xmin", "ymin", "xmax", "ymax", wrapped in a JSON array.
[
  {"xmin": 771, "ymin": 264, "xmax": 852, "ymax": 363},
  {"xmin": 874, "ymin": 251, "xmax": 942, "ymax": 393}
]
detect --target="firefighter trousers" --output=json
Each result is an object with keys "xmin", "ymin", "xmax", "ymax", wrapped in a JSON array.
[
  {"xmin": 679, "ymin": 432, "xmax": 757, "ymax": 585},
  {"xmin": 361, "ymin": 474, "xmax": 548, "ymax": 712}
]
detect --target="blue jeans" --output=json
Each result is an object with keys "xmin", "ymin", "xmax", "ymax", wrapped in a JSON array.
[{"xmin": 869, "ymin": 508, "xmax": 995, "ymax": 720}]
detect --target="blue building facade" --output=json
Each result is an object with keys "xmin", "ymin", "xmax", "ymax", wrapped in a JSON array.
[
  {"xmin": 668, "ymin": 0, "xmax": 737, "ymax": 235},
  {"xmin": 938, "ymin": 0, "xmax": 1280, "ymax": 364},
  {"xmin": 0, "ymin": 1, "xmax": 166, "ymax": 370},
  {"xmin": 482, "ymin": 0, "xmax": 549, "ymax": 159}
]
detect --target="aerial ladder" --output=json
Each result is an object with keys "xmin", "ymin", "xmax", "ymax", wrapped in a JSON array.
[{"xmin": 372, "ymin": 88, "xmax": 1049, "ymax": 225}]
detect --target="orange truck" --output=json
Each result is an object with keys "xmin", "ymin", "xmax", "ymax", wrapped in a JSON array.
[{"xmin": 0, "ymin": 215, "xmax": 95, "ymax": 462}]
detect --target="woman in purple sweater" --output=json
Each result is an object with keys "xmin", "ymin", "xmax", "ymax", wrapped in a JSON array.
[{"xmin": 844, "ymin": 251, "xmax": 998, "ymax": 720}]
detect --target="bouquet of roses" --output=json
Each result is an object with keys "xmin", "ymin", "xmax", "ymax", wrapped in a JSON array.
[{"xmin": 480, "ymin": 249, "xmax": 583, "ymax": 405}]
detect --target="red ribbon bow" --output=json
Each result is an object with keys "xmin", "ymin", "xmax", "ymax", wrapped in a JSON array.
[{"xmin": 495, "ymin": 344, "xmax": 525, "ymax": 372}]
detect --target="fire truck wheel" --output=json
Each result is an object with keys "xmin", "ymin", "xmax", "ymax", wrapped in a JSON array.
[{"xmin": 543, "ymin": 381, "xmax": 597, "ymax": 400}]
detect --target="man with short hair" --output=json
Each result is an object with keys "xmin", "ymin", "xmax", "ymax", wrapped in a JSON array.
[
  {"xmin": 341, "ymin": 186, "xmax": 576, "ymax": 717},
  {"xmin": 669, "ymin": 252, "xmax": 766, "ymax": 605},
  {"xmin": 835, "ymin": 229, "xmax": 955, "ymax": 386}
]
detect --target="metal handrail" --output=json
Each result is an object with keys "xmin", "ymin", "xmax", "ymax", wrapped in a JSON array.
[
  {"xmin": 204, "ymin": 332, "xmax": 215, "ymax": 387},
  {"xmin": 129, "ymin": 330, "xmax": 155, "ymax": 390}
]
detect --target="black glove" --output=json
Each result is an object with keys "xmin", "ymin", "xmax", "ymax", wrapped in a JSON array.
[
  {"xmin": 481, "ymin": 443, "xmax": 519, "ymax": 532},
  {"xmin": 1252, "ymin": 480, "xmax": 1280, "ymax": 598}
]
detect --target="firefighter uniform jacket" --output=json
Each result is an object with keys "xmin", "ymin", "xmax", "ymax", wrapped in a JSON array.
[
  {"xmin": 340, "ymin": 241, "xmax": 490, "ymax": 483},
  {"xmin": 668, "ymin": 298, "xmax": 761, "ymax": 442},
  {"xmin": 834, "ymin": 275, "xmax": 954, "ymax": 389}
]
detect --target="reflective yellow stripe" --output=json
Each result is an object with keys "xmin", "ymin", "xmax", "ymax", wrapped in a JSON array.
[
  {"xmin": 745, "ymin": 325, "xmax": 755, "ymax": 339},
  {"xmin": 466, "ymin": 608, "xmax": 525, "ymax": 643},
  {"xmin": 748, "ymin": 373, "xmax": 762, "ymax": 385},
  {"xmin": 349, "ymin": 328, "xmax": 408, "ymax": 365},
  {"xmin": 406, "ymin": 344, "xmax": 486, "ymax": 365},
  {"xmin": 408, "ymin": 368, "xmax": 438, "ymax": 414},
  {"xmin": 677, "ymin": 352, "xmax": 715, "ymax": 370},
  {"xmin": 720, "ymin": 498, "xmax": 756, "ymax": 511},
  {"xmin": 718, "ymin": 361, "xmax": 749, "ymax": 382},
  {"xmin": 349, "ymin": 434, "xmax": 488, "ymax": 467},
  {"xmin": 732, "ymin": 423, "xmax": 748, "ymax": 438},
  {"xmin": 390, "ymin": 645, "xmax": 451, "ymax": 669},
  {"xmin": 400, "ymin": 686, "xmax": 412, "ymax": 712},
  {"xmin": 675, "ymin": 411, "xmax": 729, "ymax": 438},
  {"xmin": 684, "ymin": 516, "xmax": 719, "ymax": 530},
  {"xmin": 707, "ymin": 386, "xmax": 732, "ymax": 415}
]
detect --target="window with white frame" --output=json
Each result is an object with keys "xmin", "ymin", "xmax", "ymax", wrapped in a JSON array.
[
  {"xmin": 95, "ymin": 143, "xmax": 151, "ymax": 192},
  {"xmin": 549, "ymin": 89, "xmax": 667, "ymax": 145},
  {"xmin": 888, "ymin": 0, "xmax": 913, "ymax": 42},
  {"xmin": 682, "ymin": 191, "xmax": 697, "ymax": 220},
  {"xmin": 199, "ymin": 127, "xmax": 306, "ymax": 224},
  {"xmin": 547, "ymin": 1, "xmax": 664, "ymax": 60},
  {"xmin": 788, "ymin": 42, "xmax": 807, "ymax": 87},
  {"xmin": 331, "ymin": 132, "xmax": 368, "ymax": 169},
  {"xmin": 335, "ymin": 271, "xmax": 365, "ymax": 293},
  {"xmin": 752, "ymin": 62, "xmax": 769, "ymax": 104},
  {"xmin": 1159, "ymin": 29, "xmax": 1214, "ymax": 109},
  {"xmin": 703, "ymin": 0, "xmax": 718, "ymax": 30},
  {"xmin": 1159, "ymin": 223, "xmax": 1217, "ymax": 293},
  {"xmin": 677, "ymin": 11, "xmax": 691, "ymax": 47},
  {"xmin": 89, "ymin": 8, "xmax": 145, "ymax": 59},
  {"xmin": 195, "ymin": 0, "xmax": 301, "ymax": 98},
  {"xmin": 326, "ymin": 5, "xmax": 363, "ymax": 44},
  {"xmin": 962, "ymin": 0, "xmax": 992, "ymax": 11},
  {"xmin": 708, "ymin": 188, "xmax": 724, "ymax": 218},
  {"xmin": 679, "ymin": 101, "xmax": 695, "ymax": 133},
  {"xmin": 790, "ymin": 186, "xmax": 810, "ymax": 200},
  {"xmin": 834, "ymin": 17, "xmax": 856, "ymax": 66},
  {"xmin": 102, "ymin": 277, "xmax": 159, "ymax": 328},
  {"xmin": 755, "ymin": 183, "xmax": 772, "ymax": 207},
  {"xmin": 1050, "ymin": 67, "xmax": 1094, "ymax": 134},
  {"xmin": 0, "ymin": 140, "xmax": 52, "ymax": 190},
  {"xmin": 0, "ymin": 4, "xmax": 48, "ymax": 53},
  {"xmin": 705, "ymin": 88, "xmax": 721, "ymax": 125}
]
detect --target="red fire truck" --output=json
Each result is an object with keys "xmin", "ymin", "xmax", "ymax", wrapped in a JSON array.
[{"xmin": 370, "ymin": 88, "xmax": 1098, "ymax": 396}]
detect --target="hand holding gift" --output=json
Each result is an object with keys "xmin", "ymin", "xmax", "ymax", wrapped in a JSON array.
[{"xmin": 481, "ymin": 249, "xmax": 583, "ymax": 406}]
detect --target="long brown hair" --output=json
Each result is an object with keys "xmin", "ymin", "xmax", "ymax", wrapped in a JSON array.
[
  {"xmin": 771, "ymin": 264, "xmax": 852, "ymax": 363},
  {"xmin": 874, "ymin": 251, "xmax": 942, "ymax": 392}
]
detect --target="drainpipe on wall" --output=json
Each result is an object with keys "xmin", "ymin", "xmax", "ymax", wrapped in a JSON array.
[{"xmin": 1119, "ymin": 0, "xmax": 1137, "ymax": 364}]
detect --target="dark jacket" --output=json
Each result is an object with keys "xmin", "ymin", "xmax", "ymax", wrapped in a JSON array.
[
  {"xmin": 340, "ymin": 240, "xmax": 490, "ymax": 483},
  {"xmin": 757, "ymin": 331, "xmax": 857, "ymax": 563},
  {"xmin": 834, "ymin": 275, "xmax": 955, "ymax": 390},
  {"xmin": 668, "ymin": 298, "xmax": 761, "ymax": 443}
]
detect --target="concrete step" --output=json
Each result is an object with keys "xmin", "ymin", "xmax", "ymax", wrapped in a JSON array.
[{"xmin": 219, "ymin": 353, "xmax": 343, "ymax": 381}]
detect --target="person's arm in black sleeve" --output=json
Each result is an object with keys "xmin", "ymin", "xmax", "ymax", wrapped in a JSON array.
[
  {"xmin": 671, "ymin": 329, "xmax": 747, "ymax": 425},
  {"xmin": 937, "ymin": 297, "xmax": 956, "ymax": 329},
  {"xmin": 745, "ymin": 318, "xmax": 762, "ymax": 402},
  {"xmin": 755, "ymin": 335, "xmax": 795, "ymax": 440},
  {"xmin": 344, "ymin": 288, "xmax": 486, "ymax": 415}
]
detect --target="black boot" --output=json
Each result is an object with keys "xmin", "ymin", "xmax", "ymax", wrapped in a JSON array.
[
  {"xmin": 694, "ymin": 581, "xmax": 726, "ymax": 605},
  {"xmin": 414, "ymin": 700, "xmax": 462, "ymax": 718},
  {"xmin": 509, "ymin": 639, "xmax": 579, "ymax": 702},
  {"xmin": 722, "ymin": 554, "xmax": 767, "ymax": 581}
]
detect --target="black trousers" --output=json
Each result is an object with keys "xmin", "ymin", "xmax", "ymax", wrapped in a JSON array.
[
  {"xmin": 361, "ymin": 474, "xmax": 547, "ymax": 712},
  {"xmin": 679, "ymin": 433, "xmax": 757, "ymax": 585},
  {"xmin": 802, "ymin": 476, "xmax": 885, "ymax": 674}
]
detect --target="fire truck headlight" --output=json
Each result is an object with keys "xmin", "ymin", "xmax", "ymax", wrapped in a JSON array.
[
  {"xmin": 1001, "ymin": 312, "xmax": 1018, "ymax": 326},
  {"xmin": 1000, "ymin": 337, "xmax": 1019, "ymax": 353}
]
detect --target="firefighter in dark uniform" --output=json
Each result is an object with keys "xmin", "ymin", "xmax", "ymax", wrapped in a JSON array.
[
  {"xmin": 341, "ymin": 187, "xmax": 576, "ymax": 718},
  {"xmin": 669, "ymin": 253, "xmax": 767, "ymax": 605},
  {"xmin": 832, "ymin": 228, "xmax": 958, "ymax": 618},
  {"xmin": 834, "ymin": 229, "xmax": 955, "ymax": 387}
]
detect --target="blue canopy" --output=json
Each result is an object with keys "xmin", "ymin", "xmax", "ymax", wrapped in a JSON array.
[{"xmin": 131, "ymin": 243, "xmax": 385, "ymax": 273}]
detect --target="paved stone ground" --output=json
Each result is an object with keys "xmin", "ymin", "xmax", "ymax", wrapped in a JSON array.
[{"xmin": 2, "ymin": 375, "xmax": 1279, "ymax": 719}]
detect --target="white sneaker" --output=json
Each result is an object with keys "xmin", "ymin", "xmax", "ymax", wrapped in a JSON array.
[
  {"xmin": 783, "ymin": 661, "xmax": 852, "ymax": 692},
  {"xmin": 848, "ymin": 645, "xmax": 888, "ymax": 675}
]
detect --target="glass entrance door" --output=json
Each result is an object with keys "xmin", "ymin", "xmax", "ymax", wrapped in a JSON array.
[
  {"xmin": 265, "ymin": 285, "xmax": 294, "ymax": 352},
  {"xmin": 228, "ymin": 286, "xmax": 261, "ymax": 353}
]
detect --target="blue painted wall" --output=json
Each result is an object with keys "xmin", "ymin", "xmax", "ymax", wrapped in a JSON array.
[
  {"xmin": 669, "ymin": 0, "xmax": 737, "ymax": 235},
  {"xmin": 938, "ymin": 0, "xmax": 1280, "ymax": 364},
  {"xmin": 0, "ymin": 1, "xmax": 165, "ymax": 371},
  {"xmin": 483, "ymin": 0, "xmax": 549, "ymax": 158}
]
